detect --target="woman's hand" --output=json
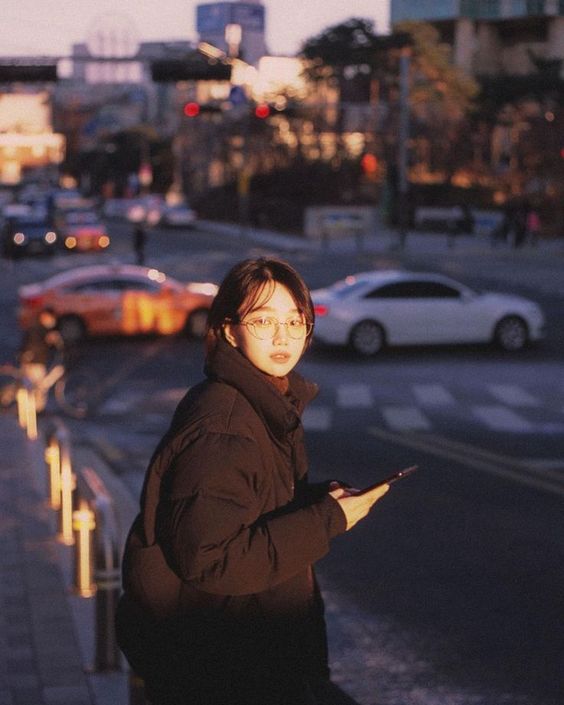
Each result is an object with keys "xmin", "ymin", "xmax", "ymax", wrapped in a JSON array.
[{"xmin": 329, "ymin": 483, "xmax": 389, "ymax": 530}]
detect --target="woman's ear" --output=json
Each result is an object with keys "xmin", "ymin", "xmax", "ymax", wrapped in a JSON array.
[{"xmin": 222, "ymin": 323, "xmax": 238, "ymax": 348}]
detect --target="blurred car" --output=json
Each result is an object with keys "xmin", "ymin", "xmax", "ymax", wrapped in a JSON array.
[
  {"xmin": 311, "ymin": 270, "xmax": 545, "ymax": 356},
  {"xmin": 158, "ymin": 204, "xmax": 197, "ymax": 228},
  {"xmin": 58, "ymin": 210, "xmax": 110, "ymax": 252},
  {"xmin": 18, "ymin": 264, "xmax": 218, "ymax": 343},
  {"xmin": 1, "ymin": 208, "xmax": 58, "ymax": 259}
]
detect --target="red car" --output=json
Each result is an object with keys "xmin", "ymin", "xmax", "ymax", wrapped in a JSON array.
[
  {"xmin": 18, "ymin": 264, "xmax": 218, "ymax": 343},
  {"xmin": 58, "ymin": 210, "xmax": 110, "ymax": 252}
]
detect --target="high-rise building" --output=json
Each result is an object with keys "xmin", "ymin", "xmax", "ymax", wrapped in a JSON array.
[
  {"xmin": 196, "ymin": 0, "xmax": 267, "ymax": 65},
  {"xmin": 391, "ymin": 0, "xmax": 564, "ymax": 76}
]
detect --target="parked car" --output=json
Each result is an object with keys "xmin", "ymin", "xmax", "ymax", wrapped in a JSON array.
[
  {"xmin": 57, "ymin": 210, "xmax": 110, "ymax": 252},
  {"xmin": 1, "ymin": 208, "xmax": 58, "ymax": 259},
  {"xmin": 18, "ymin": 264, "xmax": 218, "ymax": 343},
  {"xmin": 311, "ymin": 270, "xmax": 545, "ymax": 356},
  {"xmin": 158, "ymin": 203, "xmax": 197, "ymax": 228}
]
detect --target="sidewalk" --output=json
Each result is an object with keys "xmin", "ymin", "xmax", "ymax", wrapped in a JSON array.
[
  {"xmin": 198, "ymin": 217, "xmax": 564, "ymax": 260},
  {"xmin": 0, "ymin": 413, "xmax": 360, "ymax": 705},
  {"xmin": 0, "ymin": 413, "xmax": 135, "ymax": 705}
]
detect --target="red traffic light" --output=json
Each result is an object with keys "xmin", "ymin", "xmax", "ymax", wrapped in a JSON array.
[
  {"xmin": 183, "ymin": 102, "xmax": 201, "ymax": 117},
  {"xmin": 254, "ymin": 103, "xmax": 270, "ymax": 119}
]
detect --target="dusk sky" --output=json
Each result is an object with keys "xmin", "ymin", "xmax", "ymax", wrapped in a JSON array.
[{"xmin": 1, "ymin": 1, "xmax": 390, "ymax": 58}]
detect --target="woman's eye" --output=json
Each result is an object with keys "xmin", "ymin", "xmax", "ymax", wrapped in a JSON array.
[
  {"xmin": 253, "ymin": 317, "xmax": 272, "ymax": 328},
  {"xmin": 288, "ymin": 318, "xmax": 304, "ymax": 328}
]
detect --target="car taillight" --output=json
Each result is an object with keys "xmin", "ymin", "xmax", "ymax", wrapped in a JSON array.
[
  {"xmin": 314, "ymin": 304, "xmax": 329, "ymax": 317},
  {"xmin": 21, "ymin": 295, "xmax": 45, "ymax": 308}
]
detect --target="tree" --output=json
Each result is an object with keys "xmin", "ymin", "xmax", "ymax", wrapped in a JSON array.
[{"xmin": 300, "ymin": 18, "xmax": 382, "ymax": 101}]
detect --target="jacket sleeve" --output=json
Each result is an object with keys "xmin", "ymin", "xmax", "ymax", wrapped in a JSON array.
[{"xmin": 158, "ymin": 432, "xmax": 346, "ymax": 596}]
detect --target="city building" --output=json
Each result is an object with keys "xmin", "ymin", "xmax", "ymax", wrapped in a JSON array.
[
  {"xmin": 196, "ymin": 0, "xmax": 267, "ymax": 65},
  {"xmin": 0, "ymin": 93, "xmax": 64, "ymax": 185},
  {"xmin": 391, "ymin": 0, "xmax": 564, "ymax": 77}
]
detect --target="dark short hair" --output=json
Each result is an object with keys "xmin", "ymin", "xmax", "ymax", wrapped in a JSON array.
[{"xmin": 206, "ymin": 257, "xmax": 314, "ymax": 356}]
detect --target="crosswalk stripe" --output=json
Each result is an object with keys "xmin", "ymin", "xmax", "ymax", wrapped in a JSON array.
[
  {"xmin": 471, "ymin": 405, "xmax": 533, "ymax": 432},
  {"xmin": 412, "ymin": 383, "xmax": 456, "ymax": 406},
  {"xmin": 302, "ymin": 406, "xmax": 333, "ymax": 431},
  {"xmin": 487, "ymin": 384, "xmax": 540, "ymax": 407},
  {"xmin": 336, "ymin": 383, "xmax": 373, "ymax": 408},
  {"xmin": 381, "ymin": 406, "xmax": 431, "ymax": 431},
  {"xmin": 367, "ymin": 426, "xmax": 564, "ymax": 497}
]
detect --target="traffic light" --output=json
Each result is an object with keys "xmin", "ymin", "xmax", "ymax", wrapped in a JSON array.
[
  {"xmin": 151, "ymin": 57, "xmax": 231, "ymax": 82},
  {"xmin": 0, "ymin": 63, "xmax": 58, "ymax": 83},
  {"xmin": 182, "ymin": 102, "xmax": 223, "ymax": 117},
  {"xmin": 361, "ymin": 153, "xmax": 379, "ymax": 180},
  {"xmin": 183, "ymin": 102, "xmax": 201, "ymax": 117},
  {"xmin": 254, "ymin": 103, "xmax": 271, "ymax": 119}
]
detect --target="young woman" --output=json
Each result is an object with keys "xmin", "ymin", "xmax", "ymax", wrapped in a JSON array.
[{"xmin": 116, "ymin": 257, "xmax": 389, "ymax": 705}]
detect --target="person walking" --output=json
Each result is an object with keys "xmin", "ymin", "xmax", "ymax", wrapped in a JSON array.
[
  {"xmin": 133, "ymin": 223, "xmax": 146, "ymax": 265},
  {"xmin": 18, "ymin": 309, "xmax": 64, "ymax": 412},
  {"xmin": 116, "ymin": 257, "xmax": 393, "ymax": 705},
  {"xmin": 525, "ymin": 207, "xmax": 541, "ymax": 247}
]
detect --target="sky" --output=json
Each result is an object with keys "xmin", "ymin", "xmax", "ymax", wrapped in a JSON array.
[{"xmin": 1, "ymin": 0, "xmax": 390, "ymax": 58}]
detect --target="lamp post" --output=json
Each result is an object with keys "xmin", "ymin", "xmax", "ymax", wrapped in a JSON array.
[{"xmin": 397, "ymin": 44, "xmax": 411, "ymax": 248}]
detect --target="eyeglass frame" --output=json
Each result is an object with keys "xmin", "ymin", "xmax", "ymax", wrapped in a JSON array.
[{"xmin": 232, "ymin": 315, "xmax": 313, "ymax": 340}]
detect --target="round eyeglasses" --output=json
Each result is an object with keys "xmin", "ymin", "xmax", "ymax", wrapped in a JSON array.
[{"xmin": 238, "ymin": 316, "xmax": 312, "ymax": 340}]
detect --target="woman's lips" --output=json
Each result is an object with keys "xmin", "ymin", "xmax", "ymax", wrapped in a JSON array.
[{"xmin": 270, "ymin": 352, "xmax": 291, "ymax": 363}]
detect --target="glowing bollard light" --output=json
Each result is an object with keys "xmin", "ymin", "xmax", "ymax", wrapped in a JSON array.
[
  {"xmin": 45, "ymin": 440, "xmax": 61, "ymax": 510},
  {"xmin": 16, "ymin": 387, "xmax": 28, "ymax": 428},
  {"xmin": 73, "ymin": 503, "xmax": 96, "ymax": 597},
  {"xmin": 58, "ymin": 455, "xmax": 76, "ymax": 545},
  {"xmin": 25, "ymin": 389, "xmax": 37, "ymax": 440}
]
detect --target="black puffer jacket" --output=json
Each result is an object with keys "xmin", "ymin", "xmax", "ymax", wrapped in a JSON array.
[{"xmin": 120, "ymin": 339, "xmax": 346, "ymax": 705}]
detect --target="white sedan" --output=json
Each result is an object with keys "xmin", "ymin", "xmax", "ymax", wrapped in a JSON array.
[{"xmin": 311, "ymin": 270, "xmax": 545, "ymax": 356}]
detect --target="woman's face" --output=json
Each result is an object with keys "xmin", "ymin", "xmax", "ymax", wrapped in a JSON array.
[{"xmin": 223, "ymin": 282, "xmax": 308, "ymax": 377}]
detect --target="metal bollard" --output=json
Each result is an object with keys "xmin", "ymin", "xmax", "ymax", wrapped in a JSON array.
[
  {"xmin": 72, "ymin": 502, "xmax": 96, "ymax": 597},
  {"xmin": 94, "ymin": 496, "xmax": 122, "ymax": 671},
  {"xmin": 128, "ymin": 671, "xmax": 148, "ymax": 705},
  {"xmin": 77, "ymin": 467, "xmax": 122, "ymax": 671},
  {"xmin": 58, "ymin": 451, "xmax": 76, "ymax": 546},
  {"xmin": 25, "ymin": 384, "xmax": 38, "ymax": 440},
  {"xmin": 16, "ymin": 385, "xmax": 28, "ymax": 428},
  {"xmin": 45, "ymin": 439, "xmax": 61, "ymax": 510}
]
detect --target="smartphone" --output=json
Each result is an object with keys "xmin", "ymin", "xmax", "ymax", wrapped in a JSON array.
[{"xmin": 357, "ymin": 465, "xmax": 419, "ymax": 495}]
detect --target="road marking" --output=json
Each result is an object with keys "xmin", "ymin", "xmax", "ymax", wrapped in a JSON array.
[
  {"xmin": 336, "ymin": 383, "xmax": 373, "ymax": 408},
  {"xmin": 381, "ymin": 406, "xmax": 431, "ymax": 431},
  {"xmin": 471, "ymin": 405, "xmax": 533, "ymax": 432},
  {"xmin": 302, "ymin": 405, "xmax": 333, "ymax": 431},
  {"xmin": 487, "ymin": 384, "xmax": 540, "ymax": 407},
  {"xmin": 367, "ymin": 426, "xmax": 564, "ymax": 497},
  {"xmin": 412, "ymin": 383, "xmax": 456, "ymax": 406}
]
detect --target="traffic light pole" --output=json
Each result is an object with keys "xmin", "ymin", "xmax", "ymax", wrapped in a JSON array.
[{"xmin": 397, "ymin": 46, "xmax": 411, "ymax": 249}]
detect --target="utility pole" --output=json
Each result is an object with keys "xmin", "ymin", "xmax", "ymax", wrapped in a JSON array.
[{"xmin": 397, "ymin": 45, "xmax": 411, "ymax": 248}]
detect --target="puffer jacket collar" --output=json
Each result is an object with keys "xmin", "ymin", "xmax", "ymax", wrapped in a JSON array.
[{"xmin": 205, "ymin": 338, "xmax": 318, "ymax": 442}]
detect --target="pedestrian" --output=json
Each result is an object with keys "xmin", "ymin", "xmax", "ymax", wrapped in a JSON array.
[
  {"xmin": 133, "ymin": 223, "xmax": 146, "ymax": 265},
  {"xmin": 525, "ymin": 207, "xmax": 541, "ymax": 247},
  {"xmin": 18, "ymin": 309, "xmax": 64, "ymax": 411},
  {"xmin": 116, "ymin": 257, "xmax": 393, "ymax": 705}
]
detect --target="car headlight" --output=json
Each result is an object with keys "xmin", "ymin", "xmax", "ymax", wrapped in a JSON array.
[
  {"xmin": 44, "ymin": 231, "xmax": 57, "ymax": 244},
  {"xmin": 13, "ymin": 232, "xmax": 26, "ymax": 245}
]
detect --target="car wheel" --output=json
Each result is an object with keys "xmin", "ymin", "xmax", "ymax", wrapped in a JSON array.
[
  {"xmin": 185, "ymin": 308, "xmax": 209, "ymax": 339},
  {"xmin": 57, "ymin": 315, "xmax": 86, "ymax": 345},
  {"xmin": 349, "ymin": 320, "xmax": 385, "ymax": 356},
  {"xmin": 494, "ymin": 315, "xmax": 528, "ymax": 351}
]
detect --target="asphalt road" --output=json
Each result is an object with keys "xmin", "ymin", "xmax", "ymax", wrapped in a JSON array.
[{"xmin": 1, "ymin": 220, "xmax": 564, "ymax": 705}]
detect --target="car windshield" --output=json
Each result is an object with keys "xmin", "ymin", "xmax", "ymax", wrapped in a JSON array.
[
  {"xmin": 65, "ymin": 211, "xmax": 99, "ymax": 225},
  {"xmin": 329, "ymin": 276, "xmax": 373, "ymax": 298}
]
